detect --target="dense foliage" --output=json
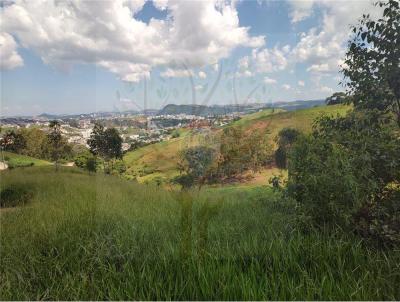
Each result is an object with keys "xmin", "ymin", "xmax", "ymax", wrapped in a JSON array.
[
  {"xmin": 288, "ymin": 110, "xmax": 400, "ymax": 244},
  {"xmin": 175, "ymin": 146, "xmax": 216, "ymax": 188},
  {"xmin": 343, "ymin": 0, "xmax": 400, "ymax": 126},
  {"xmin": 1, "ymin": 126, "xmax": 72, "ymax": 162},
  {"xmin": 325, "ymin": 92, "xmax": 351, "ymax": 105},
  {"xmin": 274, "ymin": 128, "xmax": 300, "ymax": 169},
  {"xmin": 286, "ymin": 0, "xmax": 400, "ymax": 246},
  {"xmin": 87, "ymin": 123, "xmax": 123, "ymax": 174},
  {"xmin": 216, "ymin": 127, "xmax": 271, "ymax": 179},
  {"xmin": 175, "ymin": 127, "xmax": 272, "ymax": 188}
]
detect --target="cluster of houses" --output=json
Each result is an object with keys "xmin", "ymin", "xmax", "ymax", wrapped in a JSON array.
[{"xmin": 1, "ymin": 112, "xmax": 241, "ymax": 152}]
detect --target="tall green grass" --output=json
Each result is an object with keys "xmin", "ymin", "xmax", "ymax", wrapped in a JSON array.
[{"xmin": 1, "ymin": 168, "xmax": 399, "ymax": 300}]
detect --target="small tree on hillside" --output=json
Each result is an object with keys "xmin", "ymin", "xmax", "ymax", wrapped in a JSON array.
[
  {"xmin": 175, "ymin": 146, "xmax": 216, "ymax": 189},
  {"xmin": 343, "ymin": 0, "xmax": 400, "ymax": 126},
  {"xmin": 274, "ymin": 128, "xmax": 300, "ymax": 170},
  {"xmin": 1, "ymin": 130, "xmax": 26, "ymax": 153},
  {"xmin": 87, "ymin": 122, "xmax": 123, "ymax": 174},
  {"xmin": 87, "ymin": 123, "xmax": 105, "ymax": 156},
  {"xmin": 217, "ymin": 127, "xmax": 271, "ymax": 179},
  {"xmin": 325, "ymin": 92, "xmax": 349, "ymax": 105},
  {"xmin": 86, "ymin": 156, "xmax": 97, "ymax": 174},
  {"xmin": 47, "ymin": 120, "xmax": 63, "ymax": 170},
  {"xmin": 103, "ymin": 128, "xmax": 123, "ymax": 162}
]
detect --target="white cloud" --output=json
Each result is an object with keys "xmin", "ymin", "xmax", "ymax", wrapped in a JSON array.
[
  {"xmin": 264, "ymin": 77, "xmax": 277, "ymax": 84},
  {"xmin": 282, "ymin": 84, "xmax": 291, "ymax": 90},
  {"xmin": 0, "ymin": 0, "xmax": 265, "ymax": 81},
  {"xmin": 288, "ymin": 0, "xmax": 381, "ymax": 75},
  {"xmin": 236, "ymin": 46, "xmax": 289, "ymax": 77},
  {"xmin": 298, "ymin": 80, "xmax": 305, "ymax": 87},
  {"xmin": 289, "ymin": 0, "xmax": 315, "ymax": 23},
  {"xmin": 0, "ymin": 32, "xmax": 23, "ymax": 70},
  {"xmin": 198, "ymin": 71, "xmax": 207, "ymax": 79},
  {"xmin": 160, "ymin": 68, "xmax": 192, "ymax": 78},
  {"xmin": 236, "ymin": 56, "xmax": 253, "ymax": 77},
  {"xmin": 252, "ymin": 47, "xmax": 288, "ymax": 73}
]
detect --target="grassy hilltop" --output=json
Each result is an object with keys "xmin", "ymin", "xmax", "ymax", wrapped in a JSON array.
[
  {"xmin": 1, "ymin": 151, "xmax": 52, "ymax": 168},
  {"xmin": 1, "ymin": 167, "xmax": 399, "ymax": 300},
  {"xmin": 123, "ymin": 104, "xmax": 350, "ymax": 184}
]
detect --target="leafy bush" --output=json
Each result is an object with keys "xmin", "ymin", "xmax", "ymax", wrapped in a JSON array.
[
  {"xmin": 0, "ymin": 184, "xmax": 34, "ymax": 208},
  {"xmin": 112, "ymin": 160, "xmax": 126, "ymax": 175},
  {"xmin": 175, "ymin": 146, "xmax": 216, "ymax": 189},
  {"xmin": 74, "ymin": 152, "xmax": 99, "ymax": 173},
  {"xmin": 171, "ymin": 130, "xmax": 180, "ymax": 138},
  {"xmin": 288, "ymin": 135, "xmax": 361, "ymax": 227},
  {"xmin": 7, "ymin": 158, "xmax": 34, "ymax": 169},
  {"xmin": 217, "ymin": 127, "xmax": 271, "ymax": 179},
  {"xmin": 274, "ymin": 128, "xmax": 300, "ymax": 169},
  {"xmin": 353, "ymin": 185, "xmax": 400, "ymax": 246},
  {"xmin": 288, "ymin": 110, "xmax": 400, "ymax": 242}
]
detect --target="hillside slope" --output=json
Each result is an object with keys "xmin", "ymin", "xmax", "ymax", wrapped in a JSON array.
[
  {"xmin": 123, "ymin": 105, "xmax": 350, "ymax": 184},
  {"xmin": 1, "ymin": 152, "xmax": 52, "ymax": 168},
  {"xmin": 1, "ymin": 168, "xmax": 398, "ymax": 300}
]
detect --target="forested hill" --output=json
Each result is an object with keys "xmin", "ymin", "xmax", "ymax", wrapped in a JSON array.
[{"xmin": 158, "ymin": 100, "xmax": 325, "ymax": 116}]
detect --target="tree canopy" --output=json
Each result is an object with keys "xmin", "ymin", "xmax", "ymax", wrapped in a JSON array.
[{"xmin": 342, "ymin": 0, "xmax": 400, "ymax": 125}]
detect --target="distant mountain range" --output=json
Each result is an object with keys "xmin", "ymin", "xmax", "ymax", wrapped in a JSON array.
[
  {"xmin": 1, "ymin": 99, "xmax": 326, "ymax": 121},
  {"xmin": 158, "ymin": 99, "xmax": 326, "ymax": 116}
]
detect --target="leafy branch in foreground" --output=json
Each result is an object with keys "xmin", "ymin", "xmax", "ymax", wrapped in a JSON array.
[{"xmin": 342, "ymin": 0, "xmax": 400, "ymax": 126}]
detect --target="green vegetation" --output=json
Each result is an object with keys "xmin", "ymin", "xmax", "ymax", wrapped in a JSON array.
[
  {"xmin": 343, "ymin": 0, "xmax": 400, "ymax": 126},
  {"xmin": 1, "ymin": 3, "xmax": 399, "ymax": 300},
  {"xmin": 87, "ymin": 122, "xmax": 123, "ymax": 174},
  {"xmin": 274, "ymin": 128, "xmax": 300, "ymax": 169},
  {"xmin": 0, "ymin": 126, "xmax": 73, "ymax": 163},
  {"xmin": 1, "ymin": 168, "xmax": 399, "ymax": 300},
  {"xmin": 123, "ymin": 105, "xmax": 350, "ymax": 184},
  {"xmin": 2, "ymin": 151, "xmax": 51, "ymax": 168},
  {"xmin": 284, "ymin": 1, "xmax": 400, "ymax": 247}
]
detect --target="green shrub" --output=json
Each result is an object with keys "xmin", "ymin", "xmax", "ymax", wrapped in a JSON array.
[
  {"xmin": 7, "ymin": 158, "xmax": 35, "ymax": 169},
  {"xmin": 288, "ymin": 110, "xmax": 400, "ymax": 241},
  {"xmin": 0, "ymin": 184, "xmax": 34, "ymax": 208},
  {"xmin": 171, "ymin": 130, "xmax": 180, "ymax": 138},
  {"xmin": 353, "ymin": 185, "xmax": 400, "ymax": 246},
  {"xmin": 112, "ymin": 160, "xmax": 126, "ymax": 175},
  {"xmin": 274, "ymin": 128, "xmax": 300, "ymax": 169},
  {"xmin": 74, "ymin": 152, "xmax": 99, "ymax": 173}
]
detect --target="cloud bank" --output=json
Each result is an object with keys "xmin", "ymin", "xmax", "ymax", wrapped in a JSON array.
[{"xmin": 0, "ymin": 0, "xmax": 264, "ymax": 81}]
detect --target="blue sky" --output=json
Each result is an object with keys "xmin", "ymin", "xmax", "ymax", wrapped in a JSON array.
[{"xmin": 0, "ymin": 0, "xmax": 378, "ymax": 116}]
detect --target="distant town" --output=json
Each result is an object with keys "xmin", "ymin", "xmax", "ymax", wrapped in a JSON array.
[{"xmin": 0, "ymin": 100, "xmax": 325, "ymax": 151}]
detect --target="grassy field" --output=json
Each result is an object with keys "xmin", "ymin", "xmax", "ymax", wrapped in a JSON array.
[
  {"xmin": 123, "ymin": 105, "xmax": 350, "ymax": 184},
  {"xmin": 1, "ymin": 151, "xmax": 52, "ymax": 168},
  {"xmin": 1, "ymin": 167, "xmax": 399, "ymax": 300}
]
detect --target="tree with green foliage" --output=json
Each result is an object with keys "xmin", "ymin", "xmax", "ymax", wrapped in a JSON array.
[
  {"xmin": 217, "ymin": 127, "xmax": 271, "ymax": 179},
  {"xmin": 87, "ymin": 123, "xmax": 123, "ymax": 174},
  {"xmin": 1, "ymin": 130, "xmax": 26, "ymax": 153},
  {"xmin": 19, "ymin": 128, "xmax": 48, "ymax": 159},
  {"xmin": 325, "ymin": 92, "xmax": 349, "ymax": 105},
  {"xmin": 274, "ymin": 128, "xmax": 300, "ymax": 169},
  {"xmin": 175, "ymin": 146, "xmax": 216, "ymax": 189},
  {"xmin": 85, "ymin": 156, "xmax": 97, "ymax": 174},
  {"xmin": 47, "ymin": 120, "xmax": 63, "ymax": 170},
  {"xmin": 87, "ymin": 123, "xmax": 105, "ymax": 157},
  {"xmin": 74, "ymin": 150, "xmax": 97, "ymax": 174},
  {"xmin": 343, "ymin": 0, "xmax": 400, "ymax": 126},
  {"xmin": 103, "ymin": 128, "xmax": 123, "ymax": 162},
  {"xmin": 288, "ymin": 110, "xmax": 400, "ymax": 244}
]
